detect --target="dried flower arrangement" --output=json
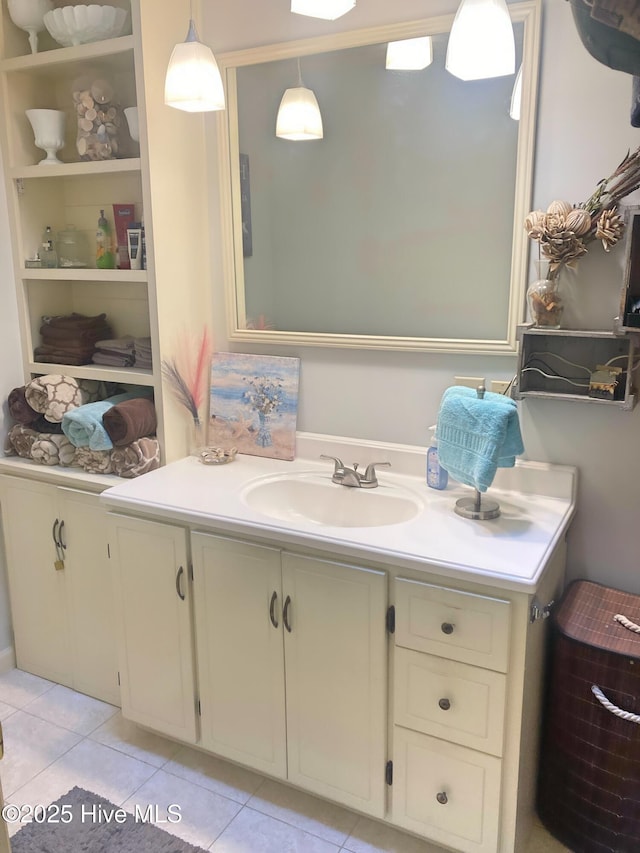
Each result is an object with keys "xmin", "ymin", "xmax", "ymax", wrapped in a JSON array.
[{"xmin": 524, "ymin": 144, "xmax": 640, "ymax": 278}]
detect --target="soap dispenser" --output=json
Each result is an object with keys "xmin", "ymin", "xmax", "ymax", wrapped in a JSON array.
[
  {"xmin": 96, "ymin": 209, "xmax": 115, "ymax": 269},
  {"xmin": 427, "ymin": 425, "xmax": 448, "ymax": 490}
]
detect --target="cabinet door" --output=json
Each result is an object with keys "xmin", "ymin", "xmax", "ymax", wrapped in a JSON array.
[
  {"xmin": 191, "ymin": 532, "xmax": 286, "ymax": 778},
  {"xmin": 59, "ymin": 488, "xmax": 119, "ymax": 706},
  {"xmin": 0, "ymin": 476, "xmax": 72, "ymax": 686},
  {"xmin": 109, "ymin": 514, "xmax": 197, "ymax": 742},
  {"xmin": 282, "ymin": 553, "xmax": 387, "ymax": 817}
]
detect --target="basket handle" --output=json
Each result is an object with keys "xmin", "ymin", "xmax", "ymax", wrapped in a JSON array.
[
  {"xmin": 591, "ymin": 685, "xmax": 640, "ymax": 725},
  {"xmin": 614, "ymin": 613, "xmax": 640, "ymax": 634}
]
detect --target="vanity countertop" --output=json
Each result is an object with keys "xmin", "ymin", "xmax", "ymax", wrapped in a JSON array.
[{"xmin": 100, "ymin": 433, "xmax": 577, "ymax": 593}]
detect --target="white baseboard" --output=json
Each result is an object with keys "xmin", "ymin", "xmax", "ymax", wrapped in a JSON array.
[{"xmin": 0, "ymin": 647, "xmax": 15, "ymax": 673}]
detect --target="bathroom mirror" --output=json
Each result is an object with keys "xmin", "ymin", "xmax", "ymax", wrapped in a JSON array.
[{"xmin": 217, "ymin": 1, "xmax": 540, "ymax": 353}]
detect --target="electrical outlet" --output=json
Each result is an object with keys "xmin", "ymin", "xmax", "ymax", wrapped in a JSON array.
[
  {"xmin": 453, "ymin": 375, "xmax": 485, "ymax": 389},
  {"xmin": 491, "ymin": 380, "xmax": 512, "ymax": 395}
]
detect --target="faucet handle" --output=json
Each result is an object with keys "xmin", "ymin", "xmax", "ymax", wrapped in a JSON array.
[
  {"xmin": 320, "ymin": 454, "xmax": 345, "ymax": 475},
  {"xmin": 362, "ymin": 461, "xmax": 391, "ymax": 485}
]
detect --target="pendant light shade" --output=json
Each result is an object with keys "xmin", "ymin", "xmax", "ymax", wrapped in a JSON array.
[
  {"xmin": 276, "ymin": 86, "xmax": 323, "ymax": 140},
  {"xmin": 509, "ymin": 63, "xmax": 523, "ymax": 120},
  {"xmin": 386, "ymin": 37, "xmax": 433, "ymax": 71},
  {"xmin": 164, "ymin": 19, "xmax": 225, "ymax": 112},
  {"xmin": 291, "ymin": 0, "xmax": 355, "ymax": 20},
  {"xmin": 445, "ymin": 0, "xmax": 515, "ymax": 81}
]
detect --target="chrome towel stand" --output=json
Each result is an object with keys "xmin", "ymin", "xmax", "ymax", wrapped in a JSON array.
[{"xmin": 454, "ymin": 383, "xmax": 501, "ymax": 521}]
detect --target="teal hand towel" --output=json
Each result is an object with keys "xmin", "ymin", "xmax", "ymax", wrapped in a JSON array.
[
  {"xmin": 62, "ymin": 392, "xmax": 149, "ymax": 450},
  {"xmin": 435, "ymin": 386, "xmax": 524, "ymax": 492}
]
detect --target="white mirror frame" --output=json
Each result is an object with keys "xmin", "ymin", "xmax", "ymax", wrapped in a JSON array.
[{"xmin": 217, "ymin": 0, "xmax": 541, "ymax": 354}]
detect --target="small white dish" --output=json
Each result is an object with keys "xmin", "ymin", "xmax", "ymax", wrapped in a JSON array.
[{"xmin": 43, "ymin": 4, "xmax": 127, "ymax": 48}]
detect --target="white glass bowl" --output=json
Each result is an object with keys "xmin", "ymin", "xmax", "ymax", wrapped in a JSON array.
[{"xmin": 43, "ymin": 4, "xmax": 127, "ymax": 48}]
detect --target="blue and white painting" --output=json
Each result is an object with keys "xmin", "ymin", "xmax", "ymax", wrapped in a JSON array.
[{"xmin": 208, "ymin": 352, "xmax": 300, "ymax": 460}]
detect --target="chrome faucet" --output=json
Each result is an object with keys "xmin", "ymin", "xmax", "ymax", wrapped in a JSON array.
[{"xmin": 321, "ymin": 455, "xmax": 390, "ymax": 488}]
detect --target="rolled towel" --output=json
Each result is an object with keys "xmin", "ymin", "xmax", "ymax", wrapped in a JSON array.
[
  {"xmin": 31, "ymin": 434, "xmax": 78, "ymax": 467},
  {"xmin": 111, "ymin": 437, "xmax": 160, "ymax": 478},
  {"xmin": 31, "ymin": 416, "xmax": 64, "ymax": 435},
  {"xmin": 435, "ymin": 386, "xmax": 524, "ymax": 493},
  {"xmin": 61, "ymin": 392, "xmax": 142, "ymax": 451},
  {"xmin": 6, "ymin": 424, "xmax": 39, "ymax": 458},
  {"xmin": 75, "ymin": 447, "xmax": 114, "ymax": 475},
  {"xmin": 8, "ymin": 387, "xmax": 39, "ymax": 425},
  {"xmin": 102, "ymin": 398, "xmax": 157, "ymax": 446},
  {"xmin": 25, "ymin": 375, "xmax": 83, "ymax": 423}
]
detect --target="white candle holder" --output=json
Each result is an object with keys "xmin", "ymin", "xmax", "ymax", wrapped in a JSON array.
[
  {"xmin": 26, "ymin": 109, "xmax": 66, "ymax": 165},
  {"xmin": 8, "ymin": 0, "xmax": 53, "ymax": 54}
]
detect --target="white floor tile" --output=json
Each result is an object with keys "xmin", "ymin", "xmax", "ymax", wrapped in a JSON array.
[
  {"xmin": 163, "ymin": 745, "xmax": 264, "ymax": 804},
  {"xmin": 211, "ymin": 806, "xmax": 341, "ymax": 853},
  {"xmin": 89, "ymin": 712, "xmax": 182, "ymax": 767},
  {"xmin": 248, "ymin": 778, "xmax": 359, "ymax": 846},
  {"xmin": 344, "ymin": 816, "xmax": 446, "ymax": 853},
  {"xmin": 23, "ymin": 683, "xmax": 118, "ymax": 736},
  {"xmin": 1, "ymin": 710, "xmax": 81, "ymax": 798},
  {"xmin": 9, "ymin": 738, "xmax": 157, "ymax": 810},
  {"xmin": 123, "ymin": 768, "xmax": 241, "ymax": 850},
  {"xmin": 0, "ymin": 700, "xmax": 17, "ymax": 721},
  {"xmin": 528, "ymin": 820, "xmax": 572, "ymax": 852},
  {"xmin": 0, "ymin": 669, "xmax": 54, "ymax": 709}
]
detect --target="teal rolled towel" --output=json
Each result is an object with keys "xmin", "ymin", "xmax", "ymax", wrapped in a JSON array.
[
  {"xmin": 62, "ymin": 391, "xmax": 147, "ymax": 451},
  {"xmin": 435, "ymin": 386, "xmax": 524, "ymax": 493}
]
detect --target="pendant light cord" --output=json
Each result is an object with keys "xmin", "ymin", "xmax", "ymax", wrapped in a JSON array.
[{"xmin": 297, "ymin": 57, "xmax": 304, "ymax": 87}]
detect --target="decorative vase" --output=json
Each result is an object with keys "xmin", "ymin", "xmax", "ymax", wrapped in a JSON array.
[
  {"xmin": 26, "ymin": 109, "xmax": 65, "ymax": 165},
  {"xmin": 8, "ymin": 0, "xmax": 53, "ymax": 54},
  {"xmin": 124, "ymin": 107, "xmax": 139, "ymax": 143},
  {"xmin": 256, "ymin": 411, "xmax": 272, "ymax": 447},
  {"xmin": 188, "ymin": 418, "xmax": 207, "ymax": 457},
  {"xmin": 527, "ymin": 261, "xmax": 564, "ymax": 329}
]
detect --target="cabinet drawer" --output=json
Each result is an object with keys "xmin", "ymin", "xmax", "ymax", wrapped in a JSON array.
[
  {"xmin": 394, "ymin": 648, "xmax": 506, "ymax": 756},
  {"xmin": 392, "ymin": 726, "xmax": 501, "ymax": 853},
  {"xmin": 394, "ymin": 578, "xmax": 511, "ymax": 672}
]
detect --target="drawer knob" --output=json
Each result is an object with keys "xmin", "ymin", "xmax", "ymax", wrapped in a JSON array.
[
  {"xmin": 436, "ymin": 791, "xmax": 448, "ymax": 805},
  {"xmin": 441, "ymin": 622, "xmax": 455, "ymax": 635},
  {"xmin": 438, "ymin": 698, "xmax": 451, "ymax": 711}
]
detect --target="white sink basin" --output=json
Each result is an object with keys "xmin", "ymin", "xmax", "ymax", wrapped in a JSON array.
[{"xmin": 241, "ymin": 472, "xmax": 423, "ymax": 528}]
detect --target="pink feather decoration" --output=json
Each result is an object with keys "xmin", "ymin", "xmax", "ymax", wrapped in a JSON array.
[{"xmin": 161, "ymin": 327, "xmax": 212, "ymax": 425}]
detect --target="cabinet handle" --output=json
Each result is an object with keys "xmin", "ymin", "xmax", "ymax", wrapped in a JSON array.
[
  {"xmin": 52, "ymin": 518, "xmax": 60, "ymax": 547},
  {"xmin": 269, "ymin": 591, "xmax": 279, "ymax": 629},
  {"xmin": 175, "ymin": 566, "xmax": 185, "ymax": 601},
  {"xmin": 283, "ymin": 595, "xmax": 292, "ymax": 633},
  {"xmin": 441, "ymin": 622, "xmax": 455, "ymax": 635},
  {"xmin": 58, "ymin": 520, "xmax": 66, "ymax": 551},
  {"xmin": 438, "ymin": 698, "xmax": 451, "ymax": 711},
  {"xmin": 436, "ymin": 791, "xmax": 448, "ymax": 805}
]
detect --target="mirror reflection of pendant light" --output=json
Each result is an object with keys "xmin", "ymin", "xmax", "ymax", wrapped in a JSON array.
[
  {"xmin": 276, "ymin": 58, "xmax": 323, "ymax": 141},
  {"xmin": 164, "ymin": 0, "xmax": 225, "ymax": 112},
  {"xmin": 445, "ymin": 0, "xmax": 515, "ymax": 81},
  {"xmin": 385, "ymin": 36, "xmax": 433, "ymax": 71},
  {"xmin": 291, "ymin": 0, "xmax": 355, "ymax": 20},
  {"xmin": 509, "ymin": 63, "xmax": 523, "ymax": 120}
]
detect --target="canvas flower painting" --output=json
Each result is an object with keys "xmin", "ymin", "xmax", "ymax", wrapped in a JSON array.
[{"xmin": 208, "ymin": 353, "xmax": 300, "ymax": 460}]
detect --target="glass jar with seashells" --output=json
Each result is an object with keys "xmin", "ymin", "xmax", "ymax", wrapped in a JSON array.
[
  {"xmin": 526, "ymin": 259, "xmax": 565, "ymax": 329},
  {"xmin": 72, "ymin": 75, "xmax": 131, "ymax": 161}
]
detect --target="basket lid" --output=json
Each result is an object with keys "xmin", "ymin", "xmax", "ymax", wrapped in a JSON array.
[{"xmin": 555, "ymin": 579, "xmax": 640, "ymax": 659}]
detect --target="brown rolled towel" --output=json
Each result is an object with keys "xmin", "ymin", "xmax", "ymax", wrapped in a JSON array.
[
  {"xmin": 8, "ymin": 387, "xmax": 39, "ymax": 425},
  {"xmin": 6, "ymin": 424, "xmax": 39, "ymax": 458},
  {"xmin": 102, "ymin": 398, "xmax": 157, "ymax": 446},
  {"xmin": 75, "ymin": 447, "xmax": 114, "ymax": 474},
  {"xmin": 111, "ymin": 437, "xmax": 160, "ymax": 478}
]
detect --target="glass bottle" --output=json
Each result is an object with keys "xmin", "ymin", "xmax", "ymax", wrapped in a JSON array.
[{"xmin": 40, "ymin": 225, "xmax": 57, "ymax": 268}]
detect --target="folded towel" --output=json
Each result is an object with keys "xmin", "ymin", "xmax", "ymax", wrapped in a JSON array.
[
  {"xmin": 31, "ymin": 434, "xmax": 78, "ymax": 467},
  {"xmin": 435, "ymin": 386, "xmax": 524, "ymax": 492},
  {"xmin": 111, "ymin": 437, "xmax": 160, "ymax": 478},
  {"xmin": 102, "ymin": 398, "xmax": 157, "ymax": 446},
  {"xmin": 42, "ymin": 312, "xmax": 108, "ymax": 331},
  {"xmin": 75, "ymin": 447, "xmax": 114, "ymax": 475},
  {"xmin": 8, "ymin": 387, "xmax": 39, "ymax": 425},
  {"xmin": 61, "ymin": 392, "xmax": 143, "ymax": 450},
  {"xmin": 24, "ymin": 375, "xmax": 84, "ymax": 423},
  {"xmin": 5, "ymin": 424, "xmax": 39, "ymax": 458}
]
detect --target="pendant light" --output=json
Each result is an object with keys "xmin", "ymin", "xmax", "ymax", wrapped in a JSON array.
[
  {"xmin": 164, "ymin": 1, "xmax": 225, "ymax": 112},
  {"xmin": 509, "ymin": 63, "xmax": 523, "ymax": 120},
  {"xmin": 445, "ymin": 0, "xmax": 515, "ymax": 81},
  {"xmin": 385, "ymin": 36, "xmax": 433, "ymax": 71},
  {"xmin": 291, "ymin": 0, "xmax": 355, "ymax": 20},
  {"xmin": 276, "ymin": 59, "xmax": 323, "ymax": 141}
]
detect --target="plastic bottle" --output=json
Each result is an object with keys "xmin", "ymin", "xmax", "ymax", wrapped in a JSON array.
[
  {"xmin": 40, "ymin": 225, "xmax": 58, "ymax": 268},
  {"xmin": 96, "ymin": 209, "xmax": 115, "ymax": 269},
  {"xmin": 426, "ymin": 425, "xmax": 448, "ymax": 490}
]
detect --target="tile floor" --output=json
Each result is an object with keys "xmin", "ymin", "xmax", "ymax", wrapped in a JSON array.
[{"xmin": 0, "ymin": 668, "xmax": 571, "ymax": 852}]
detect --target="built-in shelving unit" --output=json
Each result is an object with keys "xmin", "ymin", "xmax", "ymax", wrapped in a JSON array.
[{"xmin": 0, "ymin": 0, "xmax": 213, "ymax": 468}]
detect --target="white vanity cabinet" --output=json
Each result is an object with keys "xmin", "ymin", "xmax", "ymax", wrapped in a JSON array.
[
  {"xmin": 0, "ymin": 473, "xmax": 118, "ymax": 703},
  {"xmin": 108, "ymin": 514, "xmax": 197, "ymax": 743},
  {"xmin": 191, "ymin": 532, "xmax": 388, "ymax": 818}
]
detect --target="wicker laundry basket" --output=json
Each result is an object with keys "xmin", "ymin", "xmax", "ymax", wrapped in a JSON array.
[{"xmin": 537, "ymin": 580, "xmax": 640, "ymax": 853}]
